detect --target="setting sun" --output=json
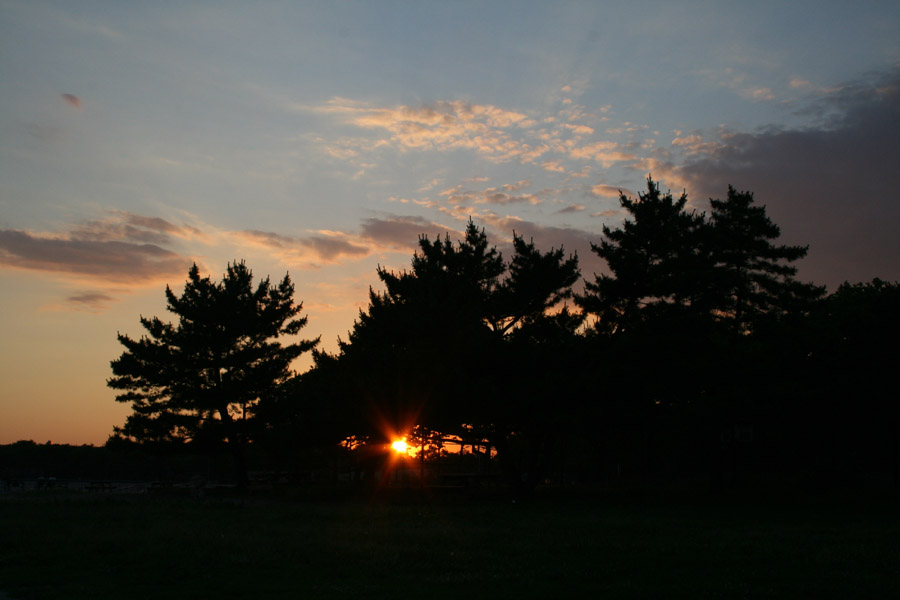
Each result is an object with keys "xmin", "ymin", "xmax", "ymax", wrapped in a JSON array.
[{"xmin": 391, "ymin": 439, "xmax": 409, "ymax": 454}]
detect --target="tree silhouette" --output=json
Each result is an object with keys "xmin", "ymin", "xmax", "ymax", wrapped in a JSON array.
[
  {"xmin": 574, "ymin": 178, "xmax": 830, "ymax": 484},
  {"xmin": 320, "ymin": 220, "xmax": 580, "ymax": 488},
  {"xmin": 108, "ymin": 261, "xmax": 318, "ymax": 488},
  {"xmin": 707, "ymin": 186, "xmax": 825, "ymax": 331},
  {"xmin": 806, "ymin": 279, "xmax": 900, "ymax": 483},
  {"xmin": 576, "ymin": 178, "xmax": 708, "ymax": 334},
  {"xmin": 578, "ymin": 179, "xmax": 824, "ymax": 334}
]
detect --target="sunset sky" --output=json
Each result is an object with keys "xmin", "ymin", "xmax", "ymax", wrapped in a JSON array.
[{"xmin": 1, "ymin": 1, "xmax": 899, "ymax": 445}]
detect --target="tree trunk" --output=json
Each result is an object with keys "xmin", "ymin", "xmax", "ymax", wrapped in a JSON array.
[{"xmin": 218, "ymin": 406, "xmax": 249, "ymax": 491}]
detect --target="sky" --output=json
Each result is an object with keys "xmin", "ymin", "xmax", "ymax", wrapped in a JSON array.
[{"xmin": 1, "ymin": 1, "xmax": 899, "ymax": 445}]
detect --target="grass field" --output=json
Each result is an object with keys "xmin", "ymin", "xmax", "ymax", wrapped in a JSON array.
[{"xmin": 2, "ymin": 487, "xmax": 899, "ymax": 599}]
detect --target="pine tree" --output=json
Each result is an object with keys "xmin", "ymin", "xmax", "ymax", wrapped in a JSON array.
[
  {"xmin": 707, "ymin": 186, "xmax": 825, "ymax": 331},
  {"xmin": 576, "ymin": 178, "xmax": 708, "ymax": 333},
  {"xmin": 108, "ymin": 261, "xmax": 318, "ymax": 487}
]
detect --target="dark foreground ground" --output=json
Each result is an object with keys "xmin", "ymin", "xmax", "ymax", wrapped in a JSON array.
[{"xmin": 2, "ymin": 486, "xmax": 899, "ymax": 599}]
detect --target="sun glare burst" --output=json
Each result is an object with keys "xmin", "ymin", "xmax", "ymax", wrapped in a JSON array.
[{"xmin": 391, "ymin": 439, "xmax": 408, "ymax": 454}]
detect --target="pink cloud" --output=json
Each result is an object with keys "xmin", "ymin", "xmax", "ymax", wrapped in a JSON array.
[
  {"xmin": 503, "ymin": 179, "xmax": 532, "ymax": 192},
  {"xmin": 70, "ymin": 212, "xmax": 192, "ymax": 246},
  {"xmin": 65, "ymin": 292, "xmax": 116, "ymax": 312},
  {"xmin": 236, "ymin": 230, "xmax": 369, "ymax": 264},
  {"xmin": 569, "ymin": 141, "xmax": 635, "ymax": 167},
  {"xmin": 590, "ymin": 184, "xmax": 628, "ymax": 198},
  {"xmin": 61, "ymin": 94, "xmax": 81, "ymax": 108},
  {"xmin": 0, "ymin": 229, "xmax": 190, "ymax": 283},
  {"xmin": 359, "ymin": 216, "xmax": 458, "ymax": 250}
]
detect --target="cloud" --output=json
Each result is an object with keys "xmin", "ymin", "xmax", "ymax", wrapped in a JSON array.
[
  {"xmin": 748, "ymin": 87, "xmax": 774, "ymax": 101},
  {"xmin": 304, "ymin": 98, "xmax": 558, "ymax": 165},
  {"xmin": 590, "ymin": 184, "xmax": 626, "ymax": 198},
  {"xmin": 66, "ymin": 292, "xmax": 115, "ymax": 312},
  {"xmin": 302, "ymin": 94, "xmax": 655, "ymax": 183},
  {"xmin": 416, "ymin": 178, "xmax": 443, "ymax": 193},
  {"xmin": 564, "ymin": 123, "xmax": 595, "ymax": 136},
  {"xmin": 557, "ymin": 204, "xmax": 586, "ymax": 214},
  {"xmin": 569, "ymin": 141, "xmax": 635, "ymax": 167},
  {"xmin": 503, "ymin": 179, "xmax": 532, "ymax": 192},
  {"xmin": 70, "ymin": 212, "xmax": 192, "ymax": 246},
  {"xmin": 0, "ymin": 210, "xmax": 217, "ymax": 289},
  {"xmin": 475, "ymin": 213, "xmax": 606, "ymax": 279},
  {"xmin": 484, "ymin": 192, "xmax": 542, "ymax": 205},
  {"xmin": 592, "ymin": 209, "xmax": 624, "ymax": 218},
  {"xmin": 237, "ymin": 230, "xmax": 299, "ymax": 248},
  {"xmin": 61, "ymin": 94, "xmax": 81, "ymax": 108},
  {"xmin": 671, "ymin": 133, "xmax": 723, "ymax": 156},
  {"xmin": 569, "ymin": 165, "xmax": 592, "ymax": 178},
  {"xmin": 703, "ymin": 68, "xmax": 778, "ymax": 103},
  {"xmin": 658, "ymin": 67, "xmax": 900, "ymax": 288},
  {"xmin": 304, "ymin": 233, "xmax": 370, "ymax": 261},
  {"xmin": 0, "ymin": 229, "xmax": 190, "ymax": 283},
  {"xmin": 482, "ymin": 216, "xmax": 595, "ymax": 251},
  {"xmin": 235, "ymin": 216, "xmax": 462, "ymax": 268},
  {"xmin": 236, "ymin": 229, "xmax": 369, "ymax": 265},
  {"xmin": 359, "ymin": 216, "xmax": 459, "ymax": 250},
  {"xmin": 309, "ymin": 98, "xmax": 538, "ymax": 160},
  {"xmin": 438, "ymin": 184, "xmax": 542, "ymax": 207}
]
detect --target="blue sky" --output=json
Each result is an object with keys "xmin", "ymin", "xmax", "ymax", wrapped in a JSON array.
[{"xmin": 1, "ymin": 1, "xmax": 899, "ymax": 444}]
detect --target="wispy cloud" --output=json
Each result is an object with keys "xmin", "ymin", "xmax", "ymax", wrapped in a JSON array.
[
  {"xmin": 503, "ymin": 179, "xmax": 532, "ymax": 192},
  {"xmin": 590, "ymin": 183, "xmax": 627, "ymax": 198},
  {"xmin": 235, "ymin": 229, "xmax": 369, "ymax": 266},
  {"xmin": 670, "ymin": 132, "xmax": 725, "ymax": 156},
  {"xmin": 592, "ymin": 209, "xmax": 624, "ymax": 218},
  {"xmin": 541, "ymin": 160, "xmax": 566, "ymax": 173},
  {"xmin": 568, "ymin": 141, "xmax": 635, "ymax": 167},
  {"xmin": 304, "ymin": 98, "xmax": 540, "ymax": 163},
  {"xmin": 702, "ymin": 67, "xmax": 779, "ymax": 103},
  {"xmin": 69, "ymin": 212, "xmax": 196, "ymax": 246},
  {"xmin": 438, "ymin": 184, "xmax": 542, "ymax": 207},
  {"xmin": 301, "ymin": 96, "xmax": 644, "ymax": 173},
  {"xmin": 0, "ymin": 229, "xmax": 190, "ymax": 283}
]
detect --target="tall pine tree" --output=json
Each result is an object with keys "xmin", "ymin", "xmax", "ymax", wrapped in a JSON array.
[
  {"xmin": 577, "ymin": 178, "xmax": 709, "ymax": 333},
  {"xmin": 707, "ymin": 186, "xmax": 825, "ymax": 331},
  {"xmin": 108, "ymin": 261, "xmax": 319, "ymax": 488}
]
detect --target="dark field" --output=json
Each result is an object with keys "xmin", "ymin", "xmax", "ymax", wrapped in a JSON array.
[{"xmin": 2, "ymin": 488, "xmax": 899, "ymax": 599}]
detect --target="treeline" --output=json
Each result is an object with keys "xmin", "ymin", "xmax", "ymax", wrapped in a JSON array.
[
  {"xmin": 108, "ymin": 179, "xmax": 900, "ymax": 491},
  {"xmin": 0, "ymin": 440, "xmax": 234, "ymax": 483}
]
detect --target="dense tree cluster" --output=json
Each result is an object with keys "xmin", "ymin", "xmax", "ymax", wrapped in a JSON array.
[
  {"xmin": 109, "ymin": 180, "xmax": 899, "ymax": 491},
  {"xmin": 577, "ymin": 180, "xmax": 824, "ymax": 334},
  {"xmin": 313, "ymin": 221, "xmax": 582, "ymax": 488}
]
